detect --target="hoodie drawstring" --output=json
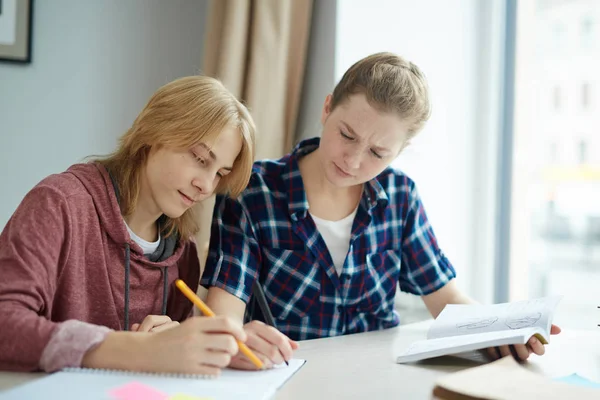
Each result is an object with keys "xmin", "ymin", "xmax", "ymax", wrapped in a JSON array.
[
  {"xmin": 161, "ymin": 267, "xmax": 168, "ymax": 315},
  {"xmin": 123, "ymin": 243, "xmax": 169, "ymax": 331},
  {"xmin": 124, "ymin": 243, "xmax": 131, "ymax": 331}
]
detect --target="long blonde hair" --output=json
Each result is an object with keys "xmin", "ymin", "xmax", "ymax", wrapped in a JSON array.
[{"xmin": 97, "ymin": 76, "xmax": 256, "ymax": 239}]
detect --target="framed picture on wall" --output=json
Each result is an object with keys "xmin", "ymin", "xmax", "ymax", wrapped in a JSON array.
[{"xmin": 0, "ymin": 0, "xmax": 33, "ymax": 63}]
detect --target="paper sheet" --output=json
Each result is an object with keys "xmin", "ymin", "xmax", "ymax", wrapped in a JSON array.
[
  {"xmin": 0, "ymin": 359, "xmax": 306, "ymax": 400},
  {"xmin": 428, "ymin": 296, "xmax": 562, "ymax": 340}
]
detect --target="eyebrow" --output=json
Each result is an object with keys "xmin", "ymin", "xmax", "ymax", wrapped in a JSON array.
[
  {"xmin": 198, "ymin": 143, "xmax": 233, "ymax": 171},
  {"xmin": 340, "ymin": 121, "xmax": 390, "ymax": 154}
]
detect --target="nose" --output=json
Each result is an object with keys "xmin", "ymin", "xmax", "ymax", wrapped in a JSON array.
[
  {"xmin": 343, "ymin": 147, "xmax": 362, "ymax": 171},
  {"xmin": 191, "ymin": 173, "xmax": 215, "ymax": 197}
]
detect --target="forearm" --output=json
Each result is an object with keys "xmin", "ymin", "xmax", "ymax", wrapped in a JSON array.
[
  {"xmin": 422, "ymin": 280, "xmax": 476, "ymax": 319},
  {"xmin": 445, "ymin": 288, "xmax": 476, "ymax": 306},
  {"xmin": 81, "ymin": 331, "xmax": 149, "ymax": 371},
  {"xmin": 205, "ymin": 286, "xmax": 246, "ymax": 322}
]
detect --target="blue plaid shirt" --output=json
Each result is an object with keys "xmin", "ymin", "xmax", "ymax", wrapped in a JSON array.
[{"xmin": 201, "ymin": 138, "xmax": 456, "ymax": 340}]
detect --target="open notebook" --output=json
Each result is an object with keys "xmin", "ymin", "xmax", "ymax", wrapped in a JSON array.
[
  {"xmin": 0, "ymin": 359, "xmax": 305, "ymax": 400},
  {"xmin": 397, "ymin": 296, "xmax": 562, "ymax": 364}
]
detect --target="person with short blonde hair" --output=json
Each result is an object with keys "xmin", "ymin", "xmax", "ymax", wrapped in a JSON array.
[
  {"xmin": 330, "ymin": 52, "xmax": 431, "ymax": 137},
  {"xmin": 0, "ymin": 76, "xmax": 255, "ymax": 375},
  {"xmin": 202, "ymin": 52, "xmax": 560, "ymax": 368}
]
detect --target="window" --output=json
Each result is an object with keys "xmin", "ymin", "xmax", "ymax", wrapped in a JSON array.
[
  {"xmin": 581, "ymin": 82, "xmax": 590, "ymax": 109},
  {"xmin": 578, "ymin": 139, "xmax": 587, "ymax": 164},
  {"xmin": 552, "ymin": 86, "xmax": 561, "ymax": 111},
  {"xmin": 581, "ymin": 16, "xmax": 594, "ymax": 48},
  {"xmin": 549, "ymin": 142, "xmax": 558, "ymax": 164},
  {"xmin": 551, "ymin": 22, "xmax": 566, "ymax": 49},
  {"xmin": 511, "ymin": 0, "xmax": 600, "ymax": 329}
]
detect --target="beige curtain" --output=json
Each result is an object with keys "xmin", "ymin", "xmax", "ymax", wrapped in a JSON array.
[
  {"xmin": 195, "ymin": 0, "xmax": 314, "ymax": 294},
  {"xmin": 204, "ymin": 0, "xmax": 313, "ymax": 159}
]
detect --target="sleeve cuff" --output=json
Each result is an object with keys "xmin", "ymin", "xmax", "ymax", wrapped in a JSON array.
[
  {"xmin": 39, "ymin": 320, "xmax": 112, "ymax": 372},
  {"xmin": 200, "ymin": 278, "xmax": 252, "ymax": 303},
  {"xmin": 400, "ymin": 253, "xmax": 457, "ymax": 296}
]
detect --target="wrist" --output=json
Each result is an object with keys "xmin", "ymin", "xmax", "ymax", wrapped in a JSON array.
[{"xmin": 82, "ymin": 331, "xmax": 151, "ymax": 371}]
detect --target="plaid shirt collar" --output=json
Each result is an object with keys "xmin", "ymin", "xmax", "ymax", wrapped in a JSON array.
[{"xmin": 284, "ymin": 138, "xmax": 389, "ymax": 222}]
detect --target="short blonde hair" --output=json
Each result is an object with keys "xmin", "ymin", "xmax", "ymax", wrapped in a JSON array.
[
  {"xmin": 97, "ymin": 76, "xmax": 256, "ymax": 239},
  {"xmin": 331, "ymin": 52, "xmax": 431, "ymax": 138}
]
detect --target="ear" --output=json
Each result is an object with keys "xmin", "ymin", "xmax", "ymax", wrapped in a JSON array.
[{"xmin": 320, "ymin": 94, "xmax": 333, "ymax": 125}]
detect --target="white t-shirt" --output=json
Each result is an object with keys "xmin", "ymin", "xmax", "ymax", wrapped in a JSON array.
[
  {"xmin": 125, "ymin": 222, "xmax": 160, "ymax": 255},
  {"xmin": 310, "ymin": 208, "xmax": 358, "ymax": 276}
]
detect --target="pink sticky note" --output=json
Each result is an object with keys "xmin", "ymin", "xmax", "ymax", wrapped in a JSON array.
[{"xmin": 109, "ymin": 381, "xmax": 169, "ymax": 400}]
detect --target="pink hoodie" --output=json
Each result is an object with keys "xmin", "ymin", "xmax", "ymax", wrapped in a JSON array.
[{"xmin": 0, "ymin": 163, "xmax": 199, "ymax": 372}]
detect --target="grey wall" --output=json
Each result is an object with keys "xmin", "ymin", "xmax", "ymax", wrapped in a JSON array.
[
  {"xmin": 294, "ymin": 0, "xmax": 337, "ymax": 144},
  {"xmin": 0, "ymin": 0, "xmax": 208, "ymax": 229}
]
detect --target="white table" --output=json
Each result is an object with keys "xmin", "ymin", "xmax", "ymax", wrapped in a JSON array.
[
  {"xmin": 1, "ymin": 321, "xmax": 599, "ymax": 399},
  {"xmin": 275, "ymin": 321, "xmax": 600, "ymax": 399}
]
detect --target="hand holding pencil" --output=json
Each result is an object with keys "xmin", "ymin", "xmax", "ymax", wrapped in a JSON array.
[
  {"xmin": 105, "ymin": 304, "xmax": 248, "ymax": 376},
  {"xmin": 175, "ymin": 279, "xmax": 265, "ymax": 370},
  {"xmin": 227, "ymin": 284, "xmax": 300, "ymax": 370}
]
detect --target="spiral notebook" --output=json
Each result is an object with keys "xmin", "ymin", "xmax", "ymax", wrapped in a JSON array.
[{"xmin": 0, "ymin": 359, "xmax": 305, "ymax": 400}]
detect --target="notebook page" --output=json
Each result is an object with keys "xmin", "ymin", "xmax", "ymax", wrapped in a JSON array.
[
  {"xmin": 0, "ymin": 359, "xmax": 306, "ymax": 400},
  {"xmin": 427, "ymin": 296, "xmax": 562, "ymax": 340},
  {"xmin": 396, "ymin": 327, "xmax": 541, "ymax": 364}
]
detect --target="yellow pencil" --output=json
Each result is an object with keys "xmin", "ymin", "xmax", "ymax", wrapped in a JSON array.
[{"xmin": 175, "ymin": 279, "xmax": 264, "ymax": 370}]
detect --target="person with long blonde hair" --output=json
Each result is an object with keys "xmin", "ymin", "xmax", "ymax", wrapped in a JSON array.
[{"xmin": 0, "ymin": 76, "xmax": 256, "ymax": 375}]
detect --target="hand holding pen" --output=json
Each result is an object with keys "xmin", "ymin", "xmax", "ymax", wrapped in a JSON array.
[
  {"xmin": 227, "ymin": 320, "xmax": 299, "ymax": 369},
  {"xmin": 226, "ymin": 283, "xmax": 300, "ymax": 370},
  {"xmin": 175, "ymin": 279, "xmax": 299, "ymax": 370}
]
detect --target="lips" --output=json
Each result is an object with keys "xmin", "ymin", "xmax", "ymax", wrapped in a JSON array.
[
  {"xmin": 334, "ymin": 163, "xmax": 353, "ymax": 178},
  {"xmin": 178, "ymin": 191, "xmax": 195, "ymax": 206}
]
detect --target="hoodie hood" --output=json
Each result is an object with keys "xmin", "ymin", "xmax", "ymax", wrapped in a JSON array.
[
  {"xmin": 65, "ymin": 163, "xmax": 186, "ymax": 329},
  {"xmin": 66, "ymin": 163, "xmax": 184, "ymax": 264}
]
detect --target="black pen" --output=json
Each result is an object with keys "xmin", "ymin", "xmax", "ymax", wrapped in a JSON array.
[{"xmin": 252, "ymin": 282, "xmax": 289, "ymax": 366}]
